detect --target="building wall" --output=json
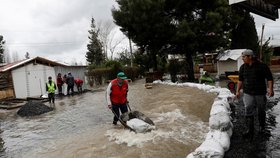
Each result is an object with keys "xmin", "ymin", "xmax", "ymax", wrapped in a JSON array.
[
  {"xmin": 217, "ymin": 60, "xmax": 238, "ymax": 75},
  {"xmin": 54, "ymin": 66, "xmax": 87, "ymax": 90},
  {"xmin": 12, "ymin": 63, "xmax": 55, "ymax": 98}
]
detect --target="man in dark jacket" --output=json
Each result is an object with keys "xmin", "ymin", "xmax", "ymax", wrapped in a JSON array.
[
  {"xmin": 236, "ymin": 49, "xmax": 274, "ymax": 141},
  {"xmin": 66, "ymin": 72, "xmax": 75, "ymax": 95}
]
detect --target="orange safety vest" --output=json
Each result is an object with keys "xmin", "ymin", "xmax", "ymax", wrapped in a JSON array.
[{"xmin": 110, "ymin": 79, "xmax": 128, "ymax": 104}]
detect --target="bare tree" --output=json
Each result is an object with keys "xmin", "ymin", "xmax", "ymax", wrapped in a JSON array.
[
  {"xmin": 3, "ymin": 46, "xmax": 11, "ymax": 63},
  {"xmin": 25, "ymin": 52, "xmax": 30, "ymax": 59},
  {"xmin": 108, "ymin": 29, "xmax": 126, "ymax": 60},
  {"xmin": 12, "ymin": 51, "xmax": 19, "ymax": 62},
  {"xmin": 71, "ymin": 58, "xmax": 78, "ymax": 66},
  {"xmin": 97, "ymin": 20, "xmax": 115, "ymax": 60}
]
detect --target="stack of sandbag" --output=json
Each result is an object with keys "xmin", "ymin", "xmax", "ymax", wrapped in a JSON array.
[
  {"xmin": 186, "ymin": 92, "xmax": 234, "ymax": 158},
  {"xmin": 209, "ymin": 98, "xmax": 233, "ymax": 135},
  {"xmin": 152, "ymin": 80, "xmax": 235, "ymax": 157}
]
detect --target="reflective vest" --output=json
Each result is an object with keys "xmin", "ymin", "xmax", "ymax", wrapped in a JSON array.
[
  {"xmin": 110, "ymin": 79, "xmax": 128, "ymax": 104},
  {"xmin": 47, "ymin": 81, "xmax": 55, "ymax": 93}
]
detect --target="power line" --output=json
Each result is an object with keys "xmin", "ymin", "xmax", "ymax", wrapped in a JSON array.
[{"xmin": 5, "ymin": 41, "xmax": 86, "ymax": 47}]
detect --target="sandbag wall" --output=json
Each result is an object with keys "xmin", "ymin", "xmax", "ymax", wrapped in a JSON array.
[{"xmin": 153, "ymin": 80, "xmax": 234, "ymax": 158}]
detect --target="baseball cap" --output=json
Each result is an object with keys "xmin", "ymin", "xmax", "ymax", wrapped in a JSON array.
[
  {"xmin": 117, "ymin": 72, "xmax": 127, "ymax": 79},
  {"xmin": 242, "ymin": 49, "xmax": 256, "ymax": 57}
]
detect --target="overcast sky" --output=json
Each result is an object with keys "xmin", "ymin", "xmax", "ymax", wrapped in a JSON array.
[
  {"xmin": 0, "ymin": 1, "xmax": 279, "ymax": 65},
  {"xmin": 0, "ymin": 0, "xmax": 124, "ymax": 65}
]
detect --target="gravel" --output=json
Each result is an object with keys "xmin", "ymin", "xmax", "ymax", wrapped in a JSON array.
[{"xmin": 17, "ymin": 100, "xmax": 53, "ymax": 117}]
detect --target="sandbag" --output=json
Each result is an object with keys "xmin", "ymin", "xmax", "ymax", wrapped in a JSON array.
[
  {"xmin": 192, "ymin": 139, "xmax": 224, "ymax": 158},
  {"xmin": 212, "ymin": 98, "xmax": 231, "ymax": 111},
  {"xmin": 210, "ymin": 104, "xmax": 230, "ymax": 116},
  {"xmin": 206, "ymin": 130, "xmax": 231, "ymax": 151},
  {"xmin": 186, "ymin": 153, "xmax": 194, "ymax": 158},
  {"xmin": 209, "ymin": 112, "xmax": 232, "ymax": 131},
  {"xmin": 121, "ymin": 110, "xmax": 155, "ymax": 125},
  {"xmin": 126, "ymin": 118, "xmax": 156, "ymax": 133}
]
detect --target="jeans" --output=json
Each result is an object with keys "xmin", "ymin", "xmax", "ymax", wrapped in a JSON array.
[
  {"xmin": 243, "ymin": 93, "xmax": 267, "ymax": 127},
  {"xmin": 112, "ymin": 103, "xmax": 128, "ymax": 123},
  {"xmin": 48, "ymin": 93, "xmax": 55, "ymax": 103}
]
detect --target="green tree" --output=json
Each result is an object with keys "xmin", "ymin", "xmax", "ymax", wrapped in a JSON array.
[
  {"xmin": 113, "ymin": 0, "xmax": 233, "ymax": 81},
  {"xmin": 85, "ymin": 18, "xmax": 104, "ymax": 66},
  {"xmin": 230, "ymin": 10, "xmax": 258, "ymax": 52},
  {"xmin": 0, "ymin": 35, "xmax": 5, "ymax": 63},
  {"xmin": 165, "ymin": 0, "xmax": 231, "ymax": 81},
  {"xmin": 112, "ymin": 0, "xmax": 174, "ymax": 71}
]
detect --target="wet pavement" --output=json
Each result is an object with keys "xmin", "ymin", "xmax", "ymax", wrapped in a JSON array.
[{"xmin": 225, "ymin": 73, "xmax": 280, "ymax": 158}]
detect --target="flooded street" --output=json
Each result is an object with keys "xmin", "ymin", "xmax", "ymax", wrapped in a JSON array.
[
  {"xmin": 1, "ymin": 73, "xmax": 279, "ymax": 158},
  {"xmin": 0, "ymin": 79, "xmax": 216, "ymax": 158}
]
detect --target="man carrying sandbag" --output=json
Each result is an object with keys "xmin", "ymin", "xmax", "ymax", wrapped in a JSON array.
[{"xmin": 106, "ymin": 72, "xmax": 129, "ymax": 125}]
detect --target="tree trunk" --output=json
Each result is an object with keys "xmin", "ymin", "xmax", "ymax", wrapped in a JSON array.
[
  {"xmin": 152, "ymin": 52, "xmax": 158, "ymax": 71},
  {"xmin": 186, "ymin": 53, "xmax": 195, "ymax": 82}
]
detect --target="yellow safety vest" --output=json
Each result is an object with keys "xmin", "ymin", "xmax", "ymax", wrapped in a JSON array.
[{"xmin": 47, "ymin": 81, "xmax": 55, "ymax": 93}]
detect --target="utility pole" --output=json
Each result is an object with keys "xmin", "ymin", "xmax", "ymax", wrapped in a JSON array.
[
  {"xmin": 259, "ymin": 23, "xmax": 265, "ymax": 61},
  {"xmin": 129, "ymin": 38, "xmax": 133, "ymax": 67}
]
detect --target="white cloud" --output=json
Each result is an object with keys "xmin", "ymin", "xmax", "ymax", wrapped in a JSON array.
[
  {"xmin": 1, "ymin": 1, "xmax": 279, "ymax": 65},
  {"xmin": 253, "ymin": 12, "xmax": 280, "ymax": 41},
  {"xmin": 0, "ymin": 0, "xmax": 121, "ymax": 65}
]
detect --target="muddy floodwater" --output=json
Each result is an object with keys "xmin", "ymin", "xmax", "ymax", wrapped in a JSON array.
[{"xmin": 0, "ymin": 79, "xmax": 216, "ymax": 158}]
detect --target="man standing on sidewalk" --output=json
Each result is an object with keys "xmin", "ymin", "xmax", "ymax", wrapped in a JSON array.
[{"xmin": 236, "ymin": 49, "xmax": 274, "ymax": 140}]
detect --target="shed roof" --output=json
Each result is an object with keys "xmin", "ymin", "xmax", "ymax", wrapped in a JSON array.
[
  {"xmin": 0, "ymin": 56, "xmax": 67, "ymax": 72},
  {"xmin": 217, "ymin": 49, "xmax": 247, "ymax": 61}
]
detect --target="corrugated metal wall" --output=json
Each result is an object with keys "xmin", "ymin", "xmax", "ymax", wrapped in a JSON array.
[
  {"xmin": 54, "ymin": 66, "xmax": 88, "ymax": 91},
  {"xmin": 12, "ymin": 63, "xmax": 56, "ymax": 98}
]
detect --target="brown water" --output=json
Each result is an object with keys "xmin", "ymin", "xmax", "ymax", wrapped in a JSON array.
[{"xmin": 0, "ymin": 79, "xmax": 216, "ymax": 158}]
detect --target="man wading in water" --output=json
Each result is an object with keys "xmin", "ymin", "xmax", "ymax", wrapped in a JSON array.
[
  {"xmin": 236, "ymin": 49, "xmax": 274, "ymax": 141},
  {"xmin": 46, "ymin": 76, "xmax": 57, "ymax": 107},
  {"xmin": 106, "ymin": 72, "xmax": 129, "ymax": 125}
]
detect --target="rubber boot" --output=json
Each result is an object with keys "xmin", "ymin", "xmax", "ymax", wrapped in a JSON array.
[
  {"xmin": 243, "ymin": 116, "xmax": 254, "ymax": 141},
  {"xmin": 259, "ymin": 110, "xmax": 266, "ymax": 133}
]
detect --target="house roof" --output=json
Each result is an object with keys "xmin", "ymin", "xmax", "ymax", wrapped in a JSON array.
[
  {"xmin": 217, "ymin": 49, "xmax": 247, "ymax": 61},
  {"xmin": 0, "ymin": 56, "xmax": 67, "ymax": 72}
]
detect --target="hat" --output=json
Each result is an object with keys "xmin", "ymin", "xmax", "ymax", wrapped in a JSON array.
[
  {"xmin": 117, "ymin": 72, "xmax": 127, "ymax": 79},
  {"xmin": 242, "ymin": 49, "xmax": 256, "ymax": 57}
]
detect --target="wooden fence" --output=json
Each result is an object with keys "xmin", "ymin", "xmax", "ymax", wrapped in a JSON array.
[{"xmin": 0, "ymin": 72, "xmax": 15, "ymax": 100}]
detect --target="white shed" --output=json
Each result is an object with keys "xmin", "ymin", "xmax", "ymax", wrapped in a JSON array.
[
  {"xmin": 216, "ymin": 49, "xmax": 246, "ymax": 76},
  {"xmin": 0, "ymin": 57, "xmax": 66, "ymax": 99}
]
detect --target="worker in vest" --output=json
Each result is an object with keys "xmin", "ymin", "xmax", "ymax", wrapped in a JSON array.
[
  {"xmin": 106, "ymin": 72, "xmax": 129, "ymax": 125},
  {"xmin": 46, "ymin": 76, "xmax": 57, "ymax": 105}
]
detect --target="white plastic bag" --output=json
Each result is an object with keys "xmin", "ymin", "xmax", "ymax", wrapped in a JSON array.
[
  {"xmin": 209, "ymin": 112, "xmax": 232, "ymax": 131},
  {"xmin": 206, "ymin": 130, "xmax": 231, "ymax": 151},
  {"xmin": 193, "ymin": 139, "xmax": 224, "ymax": 158},
  {"xmin": 126, "ymin": 118, "xmax": 155, "ymax": 133}
]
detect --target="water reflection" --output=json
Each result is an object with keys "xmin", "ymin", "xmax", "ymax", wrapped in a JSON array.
[{"xmin": 0, "ymin": 79, "xmax": 217, "ymax": 158}]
